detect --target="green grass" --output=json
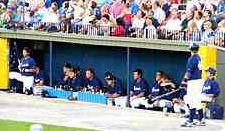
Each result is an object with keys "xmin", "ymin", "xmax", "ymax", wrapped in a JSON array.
[{"xmin": 0, "ymin": 119, "xmax": 98, "ymax": 131}]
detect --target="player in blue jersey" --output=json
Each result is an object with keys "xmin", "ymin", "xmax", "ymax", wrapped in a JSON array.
[
  {"xmin": 130, "ymin": 69, "xmax": 149, "ymax": 108},
  {"xmin": 104, "ymin": 72, "xmax": 122, "ymax": 106},
  {"xmin": 19, "ymin": 47, "xmax": 36, "ymax": 95},
  {"xmin": 194, "ymin": 67, "xmax": 220, "ymax": 126},
  {"xmin": 84, "ymin": 68, "xmax": 103, "ymax": 93},
  {"xmin": 181, "ymin": 43, "xmax": 205, "ymax": 127}
]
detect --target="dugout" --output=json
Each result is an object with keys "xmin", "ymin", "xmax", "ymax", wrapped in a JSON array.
[{"xmin": 0, "ymin": 30, "xmax": 224, "ymax": 109}]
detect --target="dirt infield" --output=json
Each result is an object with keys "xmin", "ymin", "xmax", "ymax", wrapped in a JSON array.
[{"xmin": 0, "ymin": 91, "xmax": 224, "ymax": 131}]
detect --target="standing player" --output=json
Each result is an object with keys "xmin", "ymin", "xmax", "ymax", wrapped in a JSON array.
[
  {"xmin": 181, "ymin": 43, "xmax": 204, "ymax": 127},
  {"xmin": 19, "ymin": 47, "xmax": 36, "ymax": 95}
]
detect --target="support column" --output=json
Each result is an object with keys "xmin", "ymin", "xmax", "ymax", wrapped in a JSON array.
[
  {"xmin": 126, "ymin": 47, "xmax": 130, "ymax": 107},
  {"xmin": 0, "ymin": 38, "xmax": 9, "ymax": 89},
  {"xmin": 49, "ymin": 41, "xmax": 53, "ymax": 87}
]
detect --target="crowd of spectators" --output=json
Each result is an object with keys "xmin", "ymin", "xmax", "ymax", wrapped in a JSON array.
[{"xmin": 0, "ymin": 0, "xmax": 224, "ymax": 45}]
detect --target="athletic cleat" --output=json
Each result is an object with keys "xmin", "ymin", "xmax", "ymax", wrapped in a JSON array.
[
  {"xmin": 194, "ymin": 120, "xmax": 206, "ymax": 126},
  {"xmin": 180, "ymin": 120, "xmax": 194, "ymax": 127}
]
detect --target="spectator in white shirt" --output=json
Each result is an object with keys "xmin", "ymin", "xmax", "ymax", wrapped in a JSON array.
[
  {"xmin": 152, "ymin": 0, "xmax": 166, "ymax": 24},
  {"xmin": 132, "ymin": 10, "xmax": 146, "ymax": 29},
  {"xmin": 194, "ymin": 11, "xmax": 204, "ymax": 31},
  {"xmin": 164, "ymin": 10, "xmax": 181, "ymax": 31},
  {"xmin": 143, "ymin": 16, "xmax": 157, "ymax": 39}
]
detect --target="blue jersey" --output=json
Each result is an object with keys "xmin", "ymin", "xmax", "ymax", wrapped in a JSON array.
[
  {"xmin": 131, "ymin": 78, "xmax": 149, "ymax": 96},
  {"xmin": 34, "ymin": 71, "xmax": 48, "ymax": 85},
  {"xmin": 149, "ymin": 81, "xmax": 161, "ymax": 97},
  {"xmin": 186, "ymin": 54, "xmax": 202, "ymax": 80},
  {"xmin": 84, "ymin": 78, "xmax": 103, "ymax": 90},
  {"xmin": 69, "ymin": 77, "xmax": 84, "ymax": 90},
  {"xmin": 107, "ymin": 78, "xmax": 122, "ymax": 95},
  {"xmin": 20, "ymin": 57, "xmax": 36, "ymax": 76},
  {"xmin": 202, "ymin": 78, "xmax": 220, "ymax": 97}
]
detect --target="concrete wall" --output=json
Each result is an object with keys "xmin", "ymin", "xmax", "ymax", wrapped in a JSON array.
[{"xmin": 217, "ymin": 49, "xmax": 225, "ymax": 107}]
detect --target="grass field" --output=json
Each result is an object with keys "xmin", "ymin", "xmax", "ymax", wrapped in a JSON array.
[{"xmin": 0, "ymin": 119, "xmax": 98, "ymax": 131}]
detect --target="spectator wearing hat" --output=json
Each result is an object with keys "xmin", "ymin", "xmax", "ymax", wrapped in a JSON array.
[{"xmin": 104, "ymin": 72, "xmax": 122, "ymax": 106}]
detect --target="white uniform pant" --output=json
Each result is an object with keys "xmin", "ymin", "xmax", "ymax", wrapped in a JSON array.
[
  {"xmin": 9, "ymin": 72, "xmax": 23, "ymax": 81},
  {"xmin": 184, "ymin": 79, "xmax": 204, "ymax": 109},
  {"xmin": 22, "ymin": 76, "xmax": 34, "ymax": 92},
  {"xmin": 173, "ymin": 103, "xmax": 190, "ymax": 115},
  {"xmin": 107, "ymin": 97, "xmax": 127, "ymax": 108}
]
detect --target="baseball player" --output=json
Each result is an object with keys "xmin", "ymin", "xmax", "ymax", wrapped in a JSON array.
[
  {"xmin": 104, "ymin": 72, "xmax": 122, "ymax": 106},
  {"xmin": 194, "ymin": 67, "xmax": 220, "ymax": 126},
  {"xmin": 19, "ymin": 47, "xmax": 36, "ymax": 95},
  {"xmin": 84, "ymin": 68, "xmax": 103, "ymax": 93},
  {"xmin": 68, "ymin": 68, "xmax": 84, "ymax": 91},
  {"xmin": 130, "ymin": 69, "xmax": 149, "ymax": 108},
  {"xmin": 181, "ymin": 43, "xmax": 204, "ymax": 127}
]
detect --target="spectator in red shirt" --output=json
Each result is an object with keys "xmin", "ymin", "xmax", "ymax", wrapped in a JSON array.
[{"xmin": 112, "ymin": 18, "xmax": 125, "ymax": 37}]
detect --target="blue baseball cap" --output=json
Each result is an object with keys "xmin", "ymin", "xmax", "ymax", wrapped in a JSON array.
[
  {"xmin": 189, "ymin": 42, "xmax": 199, "ymax": 51},
  {"xmin": 205, "ymin": 67, "xmax": 217, "ymax": 76}
]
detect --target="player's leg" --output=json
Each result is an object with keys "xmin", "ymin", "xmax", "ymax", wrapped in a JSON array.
[
  {"xmin": 130, "ymin": 97, "xmax": 142, "ymax": 108},
  {"xmin": 114, "ymin": 96, "xmax": 127, "ymax": 108},
  {"xmin": 22, "ymin": 76, "xmax": 34, "ymax": 94}
]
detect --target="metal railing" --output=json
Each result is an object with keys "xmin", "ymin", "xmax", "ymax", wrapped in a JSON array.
[{"xmin": 2, "ymin": 21, "xmax": 225, "ymax": 47}]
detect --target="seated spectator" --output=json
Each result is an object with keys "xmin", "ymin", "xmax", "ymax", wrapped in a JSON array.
[
  {"xmin": 112, "ymin": 17, "xmax": 125, "ymax": 37},
  {"xmin": 104, "ymin": 72, "xmax": 122, "ymax": 106},
  {"xmin": 98, "ymin": 14, "xmax": 111, "ymax": 35},
  {"xmin": 164, "ymin": 10, "xmax": 181, "ymax": 31},
  {"xmin": 218, "ymin": 0, "xmax": 225, "ymax": 14},
  {"xmin": 131, "ymin": 10, "xmax": 145, "ymax": 29},
  {"xmin": 143, "ymin": 16, "xmax": 157, "ymax": 39},
  {"xmin": 130, "ymin": 69, "xmax": 149, "ymax": 108},
  {"xmin": 181, "ymin": 10, "xmax": 194, "ymax": 31},
  {"xmin": 128, "ymin": 0, "xmax": 139, "ymax": 15},
  {"xmin": 186, "ymin": 20, "xmax": 201, "ymax": 42},
  {"xmin": 194, "ymin": 11, "xmax": 204, "ymax": 31},
  {"xmin": 202, "ymin": 20, "xmax": 215, "ymax": 44},
  {"xmin": 110, "ymin": 0, "xmax": 126, "ymax": 19},
  {"xmin": 68, "ymin": 68, "xmax": 84, "ymax": 91},
  {"xmin": 146, "ymin": 10, "xmax": 159, "ymax": 29},
  {"xmin": 152, "ymin": 0, "xmax": 166, "ymax": 24},
  {"xmin": 84, "ymin": 68, "xmax": 103, "ymax": 93},
  {"xmin": 1, "ymin": 8, "xmax": 12, "ymax": 25},
  {"xmin": 202, "ymin": 10, "xmax": 218, "ymax": 31}
]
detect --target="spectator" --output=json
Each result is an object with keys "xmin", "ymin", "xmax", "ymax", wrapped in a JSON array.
[
  {"xmin": 128, "ymin": 0, "xmax": 139, "ymax": 15},
  {"xmin": 186, "ymin": 20, "xmax": 201, "ymax": 42},
  {"xmin": 181, "ymin": 10, "xmax": 194, "ymax": 31},
  {"xmin": 110, "ymin": 0, "xmax": 125, "ymax": 19},
  {"xmin": 194, "ymin": 11, "xmax": 204, "ymax": 31},
  {"xmin": 164, "ymin": 10, "xmax": 181, "ymax": 31},
  {"xmin": 152, "ymin": 0, "xmax": 166, "ymax": 24},
  {"xmin": 112, "ymin": 17, "xmax": 125, "ymax": 37},
  {"xmin": 218, "ymin": 0, "xmax": 225, "ymax": 13},
  {"xmin": 202, "ymin": 20, "xmax": 215, "ymax": 44},
  {"xmin": 143, "ymin": 16, "xmax": 157, "ymax": 39},
  {"xmin": 98, "ymin": 14, "xmax": 111, "ymax": 35},
  {"xmin": 1, "ymin": 8, "xmax": 12, "ymax": 24},
  {"xmin": 130, "ymin": 69, "xmax": 149, "ymax": 108},
  {"xmin": 84, "ymin": 68, "xmax": 103, "ymax": 93},
  {"xmin": 202, "ymin": 9, "xmax": 218, "ymax": 31},
  {"xmin": 146, "ymin": 10, "xmax": 159, "ymax": 28},
  {"xmin": 132, "ymin": 10, "xmax": 145, "ymax": 29}
]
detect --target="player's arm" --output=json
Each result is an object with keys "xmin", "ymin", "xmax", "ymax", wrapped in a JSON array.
[{"xmin": 107, "ymin": 93, "xmax": 121, "ymax": 98}]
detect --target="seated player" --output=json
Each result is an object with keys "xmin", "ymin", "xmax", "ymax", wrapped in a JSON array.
[
  {"xmin": 33, "ymin": 66, "xmax": 48, "ymax": 87},
  {"xmin": 84, "ymin": 68, "xmax": 103, "ymax": 93},
  {"xmin": 68, "ymin": 68, "xmax": 84, "ymax": 92},
  {"xmin": 57, "ymin": 63, "xmax": 73, "ymax": 88},
  {"xmin": 130, "ymin": 69, "xmax": 149, "ymax": 108},
  {"xmin": 33, "ymin": 66, "xmax": 50, "ymax": 95},
  {"xmin": 194, "ymin": 67, "xmax": 220, "ymax": 126},
  {"xmin": 172, "ymin": 88, "xmax": 190, "ymax": 117},
  {"xmin": 104, "ymin": 72, "xmax": 122, "ymax": 106}
]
